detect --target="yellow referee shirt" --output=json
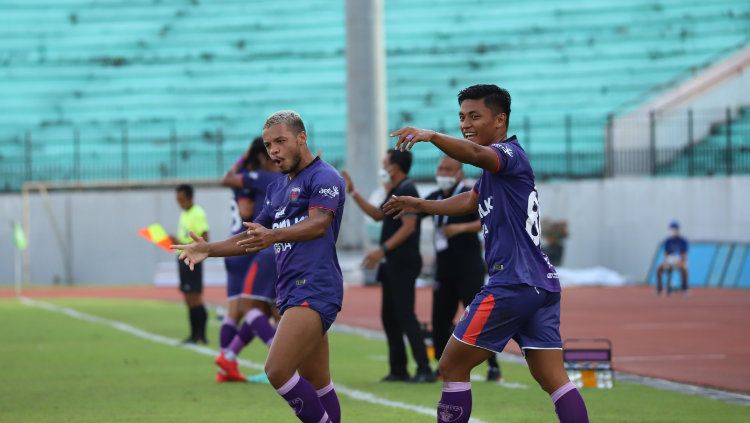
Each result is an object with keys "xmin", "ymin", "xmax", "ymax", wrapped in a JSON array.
[{"xmin": 177, "ymin": 205, "xmax": 209, "ymax": 246}]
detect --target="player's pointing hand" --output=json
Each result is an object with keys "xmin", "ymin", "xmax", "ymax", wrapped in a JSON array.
[
  {"xmin": 382, "ymin": 195, "xmax": 422, "ymax": 220},
  {"xmin": 169, "ymin": 231, "xmax": 209, "ymax": 271},
  {"xmin": 390, "ymin": 126, "xmax": 436, "ymax": 152}
]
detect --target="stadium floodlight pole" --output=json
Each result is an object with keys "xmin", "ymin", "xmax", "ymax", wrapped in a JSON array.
[{"xmin": 342, "ymin": 0, "xmax": 387, "ymax": 248}]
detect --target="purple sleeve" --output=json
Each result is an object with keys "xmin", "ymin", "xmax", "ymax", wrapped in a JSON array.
[
  {"xmin": 253, "ymin": 193, "xmax": 273, "ymax": 227},
  {"xmin": 242, "ymin": 171, "xmax": 263, "ymax": 191},
  {"xmin": 309, "ymin": 171, "xmax": 345, "ymax": 216},
  {"xmin": 491, "ymin": 143, "xmax": 523, "ymax": 175}
]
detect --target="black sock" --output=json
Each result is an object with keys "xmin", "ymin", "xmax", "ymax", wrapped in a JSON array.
[
  {"xmin": 193, "ymin": 305, "xmax": 208, "ymax": 341},
  {"xmin": 187, "ymin": 306, "xmax": 198, "ymax": 340},
  {"xmin": 488, "ymin": 354, "xmax": 499, "ymax": 369}
]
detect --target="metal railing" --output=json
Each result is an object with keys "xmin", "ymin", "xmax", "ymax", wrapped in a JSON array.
[{"xmin": 1, "ymin": 109, "xmax": 748, "ymax": 191}]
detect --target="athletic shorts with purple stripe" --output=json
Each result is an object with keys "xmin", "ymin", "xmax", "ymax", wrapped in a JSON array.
[
  {"xmin": 240, "ymin": 247, "xmax": 277, "ymax": 303},
  {"xmin": 224, "ymin": 254, "xmax": 253, "ymax": 300},
  {"xmin": 452, "ymin": 283, "xmax": 562, "ymax": 353}
]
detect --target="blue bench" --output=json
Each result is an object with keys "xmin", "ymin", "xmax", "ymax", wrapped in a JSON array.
[{"xmin": 647, "ymin": 241, "xmax": 750, "ymax": 288}]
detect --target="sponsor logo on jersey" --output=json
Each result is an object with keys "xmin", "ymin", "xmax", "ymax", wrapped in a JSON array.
[
  {"xmin": 274, "ymin": 207, "xmax": 286, "ymax": 219},
  {"xmin": 318, "ymin": 186, "xmax": 339, "ymax": 199},
  {"xmin": 500, "ymin": 144, "xmax": 514, "ymax": 157}
]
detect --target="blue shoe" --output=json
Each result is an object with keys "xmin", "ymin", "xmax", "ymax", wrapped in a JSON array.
[{"xmin": 246, "ymin": 372, "xmax": 270, "ymax": 384}]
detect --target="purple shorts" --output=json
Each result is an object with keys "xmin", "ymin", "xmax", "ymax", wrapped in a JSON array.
[
  {"xmin": 278, "ymin": 295, "xmax": 340, "ymax": 333},
  {"xmin": 224, "ymin": 254, "xmax": 253, "ymax": 300},
  {"xmin": 240, "ymin": 247, "xmax": 277, "ymax": 303},
  {"xmin": 452, "ymin": 283, "xmax": 562, "ymax": 353}
]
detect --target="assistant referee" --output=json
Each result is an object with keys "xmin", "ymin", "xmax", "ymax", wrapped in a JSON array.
[{"xmin": 175, "ymin": 184, "xmax": 210, "ymax": 344}]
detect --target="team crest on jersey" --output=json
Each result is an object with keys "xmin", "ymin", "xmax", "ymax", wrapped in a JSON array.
[
  {"xmin": 459, "ymin": 306, "xmax": 470, "ymax": 322},
  {"xmin": 288, "ymin": 398, "xmax": 304, "ymax": 415},
  {"xmin": 290, "ymin": 187, "xmax": 301, "ymax": 202},
  {"xmin": 437, "ymin": 403, "xmax": 464, "ymax": 422}
]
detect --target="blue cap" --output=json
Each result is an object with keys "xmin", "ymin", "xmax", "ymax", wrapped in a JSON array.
[{"xmin": 669, "ymin": 220, "xmax": 680, "ymax": 229}]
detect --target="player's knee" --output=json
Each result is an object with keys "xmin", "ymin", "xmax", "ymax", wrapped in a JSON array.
[
  {"xmin": 531, "ymin": 369, "xmax": 569, "ymax": 394},
  {"xmin": 438, "ymin": 356, "xmax": 465, "ymax": 381},
  {"xmin": 264, "ymin": 360, "xmax": 293, "ymax": 389}
]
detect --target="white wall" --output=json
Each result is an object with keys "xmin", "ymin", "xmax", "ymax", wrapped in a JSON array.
[
  {"xmin": 537, "ymin": 176, "xmax": 750, "ymax": 280},
  {"xmin": 1, "ymin": 176, "xmax": 748, "ymax": 285}
]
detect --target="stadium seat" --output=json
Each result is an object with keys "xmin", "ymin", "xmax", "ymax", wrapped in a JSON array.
[{"xmin": 1, "ymin": 0, "xmax": 749, "ymax": 187}]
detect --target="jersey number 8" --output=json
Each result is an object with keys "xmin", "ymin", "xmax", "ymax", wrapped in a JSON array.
[{"xmin": 525, "ymin": 191, "xmax": 541, "ymax": 246}]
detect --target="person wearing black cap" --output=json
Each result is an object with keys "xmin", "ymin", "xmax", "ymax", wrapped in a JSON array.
[{"xmin": 656, "ymin": 220, "xmax": 689, "ymax": 295}]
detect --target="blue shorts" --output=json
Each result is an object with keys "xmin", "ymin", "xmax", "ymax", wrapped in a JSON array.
[
  {"xmin": 452, "ymin": 283, "xmax": 562, "ymax": 353},
  {"xmin": 278, "ymin": 295, "xmax": 340, "ymax": 333},
  {"xmin": 241, "ymin": 248, "xmax": 277, "ymax": 303},
  {"xmin": 224, "ymin": 254, "xmax": 253, "ymax": 300}
]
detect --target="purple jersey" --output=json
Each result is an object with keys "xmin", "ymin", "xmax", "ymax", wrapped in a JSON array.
[
  {"xmin": 473, "ymin": 136, "xmax": 560, "ymax": 293},
  {"xmin": 254, "ymin": 157, "xmax": 346, "ymax": 309},
  {"xmin": 229, "ymin": 175, "xmax": 252, "ymax": 236},
  {"xmin": 229, "ymin": 170, "xmax": 283, "ymax": 235}
]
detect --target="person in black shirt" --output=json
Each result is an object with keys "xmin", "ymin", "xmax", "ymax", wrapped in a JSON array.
[
  {"xmin": 342, "ymin": 149, "xmax": 435, "ymax": 383},
  {"xmin": 426, "ymin": 156, "xmax": 502, "ymax": 382}
]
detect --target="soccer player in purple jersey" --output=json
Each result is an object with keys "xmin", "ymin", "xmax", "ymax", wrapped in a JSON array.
[
  {"xmin": 216, "ymin": 136, "xmax": 283, "ymax": 382},
  {"xmin": 172, "ymin": 111, "xmax": 345, "ymax": 423},
  {"xmin": 384, "ymin": 85, "xmax": 589, "ymax": 423}
]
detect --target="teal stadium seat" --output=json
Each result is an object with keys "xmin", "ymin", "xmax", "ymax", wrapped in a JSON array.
[{"xmin": 1, "ymin": 0, "xmax": 749, "ymax": 189}]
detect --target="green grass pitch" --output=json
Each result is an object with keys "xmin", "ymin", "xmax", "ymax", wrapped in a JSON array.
[{"xmin": 1, "ymin": 298, "xmax": 747, "ymax": 422}]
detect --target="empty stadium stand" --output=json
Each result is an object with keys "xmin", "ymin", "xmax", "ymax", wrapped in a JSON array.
[
  {"xmin": 1, "ymin": 0, "xmax": 749, "ymax": 189},
  {"xmin": 658, "ymin": 106, "xmax": 750, "ymax": 176}
]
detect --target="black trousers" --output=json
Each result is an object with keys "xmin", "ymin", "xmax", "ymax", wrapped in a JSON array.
[
  {"xmin": 432, "ymin": 257, "xmax": 485, "ymax": 360},
  {"xmin": 381, "ymin": 257, "xmax": 430, "ymax": 376}
]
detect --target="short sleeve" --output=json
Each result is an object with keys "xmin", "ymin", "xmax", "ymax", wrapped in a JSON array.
[
  {"xmin": 253, "ymin": 193, "xmax": 273, "ymax": 227},
  {"xmin": 309, "ymin": 170, "xmax": 345, "ymax": 216},
  {"xmin": 242, "ymin": 171, "xmax": 263, "ymax": 191},
  {"xmin": 491, "ymin": 143, "xmax": 524, "ymax": 175}
]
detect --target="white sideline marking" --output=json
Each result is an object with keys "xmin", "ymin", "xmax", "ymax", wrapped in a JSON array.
[{"xmin": 19, "ymin": 297, "xmax": 487, "ymax": 423}]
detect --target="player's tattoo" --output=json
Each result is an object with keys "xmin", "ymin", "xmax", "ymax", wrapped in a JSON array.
[{"xmin": 316, "ymin": 208, "xmax": 335, "ymax": 218}]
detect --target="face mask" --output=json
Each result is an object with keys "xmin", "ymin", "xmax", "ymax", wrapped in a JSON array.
[
  {"xmin": 436, "ymin": 176, "xmax": 457, "ymax": 191},
  {"xmin": 378, "ymin": 168, "xmax": 391, "ymax": 184}
]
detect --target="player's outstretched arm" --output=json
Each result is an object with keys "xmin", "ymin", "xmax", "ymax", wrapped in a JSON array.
[
  {"xmin": 170, "ymin": 231, "xmax": 248, "ymax": 270},
  {"xmin": 237, "ymin": 208, "xmax": 334, "ymax": 253},
  {"xmin": 341, "ymin": 170, "xmax": 385, "ymax": 221},
  {"xmin": 383, "ymin": 190, "xmax": 478, "ymax": 219},
  {"xmin": 390, "ymin": 127, "xmax": 500, "ymax": 172}
]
